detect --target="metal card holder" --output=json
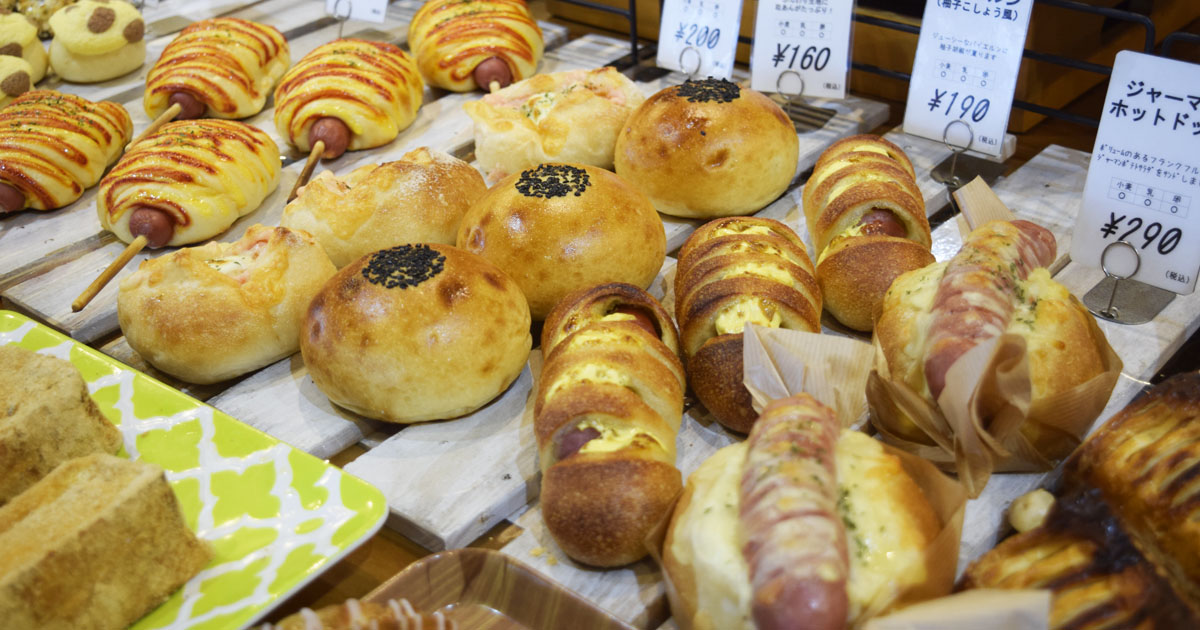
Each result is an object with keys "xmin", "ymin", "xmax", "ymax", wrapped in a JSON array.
[
  {"xmin": 1083, "ymin": 240, "xmax": 1175, "ymax": 325},
  {"xmin": 931, "ymin": 119, "xmax": 1005, "ymax": 192},
  {"xmin": 773, "ymin": 70, "xmax": 837, "ymax": 133},
  {"xmin": 333, "ymin": 0, "xmax": 352, "ymax": 38}
]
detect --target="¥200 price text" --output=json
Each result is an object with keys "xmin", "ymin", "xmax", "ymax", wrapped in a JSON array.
[
  {"xmin": 771, "ymin": 44, "xmax": 832, "ymax": 71},
  {"xmin": 674, "ymin": 23, "xmax": 721, "ymax": 50},
  {"xmin": 927, "ymin": 89, "xmax": 990, "ymax": 123}
]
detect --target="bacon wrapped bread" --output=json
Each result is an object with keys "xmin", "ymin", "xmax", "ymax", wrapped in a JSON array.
[
  {"xmin": 535, "ymin": 283, "xmax": 684, "ymax": 567},
  {"xmin": 263, "ymin": 598, "xmax": 457, "ymax": 630},
  {"xmin": 407, "ymin": 0, "xmax": 543, "ymax": 92},
  {"xmin": 803, "ymin": 134, "xmax": 933, "ymax": 331},
  {"xmin": 144, "ymin": 17, "xmax": 289, "ymax": 120},
  {"xmin": 0, "ymin": 11, "xmax": 48, "ymax": 83},
  {"xmin": 674, "ymin": 217, "xmax": 821, "ymax": 433},
  {"xmin": 0, "ymin": 90, "xmax": 132, "ymax": 214},
  {"xmin": 97, "ymin": 119, "xmax": 281, "ymax": 248},
  {"xmin": 274, "ymin": 38, "xmax": 423, "ymax": 160}
]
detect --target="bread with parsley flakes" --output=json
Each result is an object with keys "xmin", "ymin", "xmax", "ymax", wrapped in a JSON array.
[{"xmin": 407, "ymin": 0, "xmax": 543, "ymax": 92}]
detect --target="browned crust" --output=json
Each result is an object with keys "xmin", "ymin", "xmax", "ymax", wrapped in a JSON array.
[
  {"xmin": 687, "ymin": 333, "xmax": 759, "ymax": 433},
  {"xmin": 818, "ymin": 235, "xmax": 935, "ymax": 332},
  {"xmin": 803, "ymin": 160, "xmax": 921, "ymax": 228},
  {"xmin": 677, "ymin": 216, "xmax": 808, "ymax": 265},
  {"xmin": 812, "ymin": 134, "xmax": 915, "ymax": 181},
  {"xmin": 811, "ymin": 180, "xmax": 929, "ymax": 252},
  {"xmin": 678, "ymin": 275, "xmax": 821, "ymax": 357},
  {"xmin": 540, "ymin": 282, "xmax": 679, "ymax": 359}
]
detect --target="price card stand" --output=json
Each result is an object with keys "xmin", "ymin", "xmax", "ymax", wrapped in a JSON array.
[
  {"xmin": 931, "ymin": 120, "xmax": 1005, "ymax": 191},
  {"xmin": 1083, "ymin": 241, "xmax": 1175, "ymax": 325},
  {"xmin": 774, "ymin": 71, "xmax": 837, "ymax": 134},
  {"xmin": 331, "ymin": 0, "xmax": 351, "ymax": 37}
]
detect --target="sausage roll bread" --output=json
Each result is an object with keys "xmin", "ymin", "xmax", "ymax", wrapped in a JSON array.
[
  {"xmin": 536, "ymin": 283, "xmax": 685, "ymax": 567},
  {"xmin": 0, "ymin": 11, "xmax": 48, "ymax": 83},
  {"xmin": 0, "ymin": 55, "xmax": 33, "ymax": 107},
  {"xmin": 615, "ymin": 78, "xmax": 798, "ymax": 218},
  {"xmin": 408, "ymin": 0, "xmax": 544, "ymax": 92},
  {"xmin": 0, "ymin": 90, "xmax": 132, "ymax": 214},
  {"xmin": 144, "ymin": 17, "xmax": 289, "ymax": 120},
  {"xmin": 674, "ymin": 217, "xmax": 821, "ymax": 433},
  {"xmin": 664, "ymin": 395, "xmax": 945, "ymax": 630},
  {"xmin": 98, "ymin": 119, "xmax": 281, "ymax": 248},
  {"xmin": 301, "ymin": 244, "xmax": 531, "ymax": 424},
  {"xmin": 274, "ymin": 38, "xmax": 423, "ymax": 160},
  {"xmin": 803, "ymin": 134, "xmax": 933, "ymax": 331},
  {"xmin": 118, "ymin": 225, "xmax": 337, "ymax": 384},
  {"xmin": 263, "ymin": 598, "xmax": 456, "ymax": 630},
  {"xmin": 457, "ymin": 163, "xmax": 666, "ymax": 320},
  {"xmin": 48, "ymin": 0, "xmax": 145, "ymax": 83},
  {"xmin": 463, "ymin": 67, "xmax": 646, "ymax": 182},
  {"xmin": 283, "ymin": 147, "xmax": 486, "ymax": 268},
  {"xmin": 872, "ymin": 219, "xmax": 1106, "ymax": 462}
]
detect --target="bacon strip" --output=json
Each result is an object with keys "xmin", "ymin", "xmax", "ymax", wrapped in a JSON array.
[
  {"xmin": 739, "ymin": 394, "xmax": 847, "ymax": 630},
  {"xmin": 923, "ymin": 220, "xmax": 1056, "ymax": 399}
]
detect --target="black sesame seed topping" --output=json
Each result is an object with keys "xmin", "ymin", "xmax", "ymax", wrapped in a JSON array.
[
  {"xmin": 675, "ymin": 77, "xmax": 740, "ymax": 104},
  {"xmin": 362, "ymin": 244, "xmax": 446, "ymax": 289},
  {"xmin": 515, "ymin": 164, "xmax": 591, "ymax": 199}
]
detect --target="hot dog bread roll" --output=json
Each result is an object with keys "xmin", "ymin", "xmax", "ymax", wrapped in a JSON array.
[
  {"xmin": 98, "ymin": 119, "xmax": 281, "ymax": 248},
  {"xmin": 663, "ymin": 396, "xmax": 943, "ymax": 629},
  {"xmin": 463, "ymin": 67, "xmax": 646, "ymax": 182},
  {"xmin": 144, "ymin": 17, "xmax": 289, "ymax": 120},
  {"xmin": 0, "ymin": 90, "xmax": 132, "ymax": 214},
  {"xmin": 674, "ymin": 217, "xmax": 821, "ymax": 433},
  {"xmin": 407, "ymin": 0, "xmax": 543, "ymax": 93},
  {"xmin": 263, "ymin": 598, "xmax": 457, "ymax": 630},
  {"xmin": 536, "ymin": 283, "xmax": 684, "ymax": 567},
  {"xmin": 0, "ymin": 12, "xmax": 48, "ymax": 83},
  {"xmin": 118, "ymin": 224, "xmax": 336, "ymax": 384},
  {"xmin": 804, "ymin": 134, "xmax": 933, "ymax": 331},
  {"xmin": 48, "ymin": 0, "xmax": 145, "ymax": 83},
  {"xmin": 274, "ymin": 39, "xmax": 423, "ymax": 159}
]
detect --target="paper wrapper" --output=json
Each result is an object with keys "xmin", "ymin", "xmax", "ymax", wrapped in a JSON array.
[{"xmin": 862, "ymin": 589, "xmax": 1050, "ymax": 630}]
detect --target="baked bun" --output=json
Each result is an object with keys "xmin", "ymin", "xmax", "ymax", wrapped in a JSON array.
[
  {"xmin": 674, "ymin": 217, "xmax": 821, "ymax": 433},
  {"xmin": 118, "ymin": 224, "xmax": 337, "ymax": 384},
  {"xmin": 48, "ymin": 0, "xmax": 145, "ymax": 83},
  {"xmin": 274, "ymin": 38, "xmax": 423, "ymax": 156},
  {"xmin": 0, "ymin": 12, "xmax": 48, "ymax": 83},
  {"xmin": 614, "ymin": 78, "xmax": 798, "ymax": 218},
  {"xmin": 265, "ymin": 598, "xmax": 456, "ymax": 630},
  {"xmin": 282, "ymin": 147, "xmax": 487, "ymax": 268},
  {"xmin": 804, "ymin": 134, "xmax": 932, "ymax": 331},
  {"xmin": 0, "ymin": 55, "xmax": 33, "ymax": 108},
  {"xmin": 463, "ymin": 66, "xmax": 646, "ymax": 182},
  {"xmin": 457, "ymin": 163, "xmax": 666, "ymax": 320},
  {"xmin": 407, "ymin": 0, "xmax": 543, "ymax": 92},
  {"xmin": 301, "ymin": 244, "xmax": 531, "ymax": 423}
]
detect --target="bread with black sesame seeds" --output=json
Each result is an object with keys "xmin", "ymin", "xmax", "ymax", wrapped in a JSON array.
[{"xmin": 300, "ymin": 243, "xmax": 531, "ymax": 423}]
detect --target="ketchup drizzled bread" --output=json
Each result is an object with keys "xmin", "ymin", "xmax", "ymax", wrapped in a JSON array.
[{"xmin": 408, "ymin": 0, "xmax": 543, "ymax": 92}]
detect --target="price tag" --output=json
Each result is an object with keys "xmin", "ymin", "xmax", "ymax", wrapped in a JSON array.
[
  {"xmin": 1070, "ymin": 51, "xmax": 1200, "ymax": 295},
  {"xmin": 749, "ymin": 0, "xmax": 855, "ymax": 98},
  {"xmin": 657, "ymin": 0, "xmax": 744, "ymax": 79},
  {"xmin": 325, "ymin": 0, "xmax": 387, "ymax": 24},
  {"xmin": 902, "ymin": 0, "xmax": 1033, "ymax": 156}
]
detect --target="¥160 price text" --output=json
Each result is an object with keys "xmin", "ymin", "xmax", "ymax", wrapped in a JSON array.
[
  {"xmin": 927, "ymin": 89, "xmax": 990, "ymax": 123},
  {"xmin": 771, "ymin": 44, "xmax": 831, "ymax": 71},
  {"xmin": 674, "ymin": 23, "xmax": 721, "ymax": 50}
]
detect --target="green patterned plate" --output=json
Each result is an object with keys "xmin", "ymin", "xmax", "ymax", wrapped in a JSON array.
[{"xmin": 0, "ymin": 311, "xmax": 388, "ymax": 630}]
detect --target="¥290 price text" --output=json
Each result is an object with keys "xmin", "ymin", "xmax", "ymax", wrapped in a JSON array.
[
  {"xmin": 770, "ymin": 44, "xmax": 832, "ymax": 71},
  {"xmin": 674, "ymin": 23, "xmax": 721, "ymax": 50},
  {"xmin": 927, "ymin": 89, "xmax": 991, "ymax": 123},
  {"xmin": 1099, "ymin": 212, "xmax": 1183, "ymax": 255}
]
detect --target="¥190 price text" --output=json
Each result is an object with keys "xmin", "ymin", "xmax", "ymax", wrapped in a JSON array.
[
  {"xmin": 674, "ymin": 23, "xmax": 721, "ymax": 50},
  {"xmin": 771, "ymin": 44, "xmax": 831, "ymax": 71},
  {"xmin": 1099, "ymin": 212, "xmax": 1183, "ymax": 255},
  {"xmin": 927, "ymin": 89, "xmax": 990, "ymax": 123}
]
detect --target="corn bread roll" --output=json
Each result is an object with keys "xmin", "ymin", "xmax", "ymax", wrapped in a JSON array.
[
  {"xmin": 615, "ymin": 78, "xmax": 799, "ymax": 218},
  {"xmin": 0, "ymin": 12, "xmax": 47, "ymax": 83},
  {"xmin": 0, "ymin": 346, "xmax": 121, "ymax": 506},
  {"xmin": 0, "ymin": 55, "xmax": 32, "ymax": 107},
  {"xmin": 463, "ymin": 66, "xmax": 646, "ymax": 182},
  {"xmin": 98, "ymin": 119, "xmax": 281, "ymax": 248},
  {"xmin": 535, "ymin": 283, "xmax": 684, "ymax": 567},
  {"xmin": 264, "ymin": 598, "xmax": 457, "ymax": 630},
  {"xmin": 144, "ymin": 17, "xmax": 289, "ymax": 120},
  {"xmin": 0, "ymin": 90, "xmax": 131, "ymax": 213},
  {"xmin": 118, "ymin": 224, "xmax": 336, "ymax": 384},
  {"xmin": 408, "ymin": 0, "xmax": 543, "ymax": 93},
  {"xmin": 274, "ymin": 39, "xmax": 423, "ymax": 159},
  {"xmin": 674, "ymin": 217, "xmax": 821, "ymax": 433},
  {"xmin": 803, "ymin": 134, "xmax": 933, "ymax": 331},
  {"xmin": 282, "ymin": 147, "xmax": 486, "ymax": 268},
  {"xmin": 664, "ymin": 401, "xmax": 942, "ymax": 630},
  {"xmin": 48, "ymin": 0, "xmax": 144, "ymax": 83}
]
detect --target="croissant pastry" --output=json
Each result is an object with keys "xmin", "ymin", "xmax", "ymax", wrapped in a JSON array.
[
  {"xmin": 674, "ymin": 216, "xmax": 821, "ymax": 433},
  {"xmin": 144, "ymin": 17, "xmax": 289, "ymax": 120},
  {"xmin": 0, "ymin": 90, "xmax": 131, "ymax": 214},
  {"xmin": 274, "ymin": 38, "xmax": 423, "ymax": 159},
  {"xmin": 408, "ymin": 0, "xmax": 543, "ymax": 92}
]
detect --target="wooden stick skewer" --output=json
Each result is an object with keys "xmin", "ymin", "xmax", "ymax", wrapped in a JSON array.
[
  {"xmin": 288, "ymin": 139, "xmax": 326, "ymax": 203},
  {"xmin": 71, "ymin": 235, "xmax": 148, "ymax": 312},
  {"xmin": 126, "ymin": 103, "xmax": 182, "ymax": 152},
  {"xmin": 488, "ymin": 80, "xmax": 501, "ymax": 94}
]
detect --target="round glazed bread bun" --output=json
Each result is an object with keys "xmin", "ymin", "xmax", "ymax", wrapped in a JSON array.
[
  {"xmin": 48, "ymin": 0, "xmax": 145, "ymax": 83},
  {"xmin": 0, "ymin": 12, "xmax": 48, "ymax": 83},
  {"xmin": 614, "ymin": 77, "xmax": 798, "ymax": 218},
  {"xmin": 300, "ymin": 243, "xmax": 531, "ymax": 423},
  {"xmin": 664, "ymin": 431, "xmax": 941, "ymax": 629},
  {"xmin": 118, "ymin": 224, "xmax": 337, "ymax": 384},
  {"xmin": 282, "ymin": 147, "xmax": 487, "ymax": 268},
  {"xmin": 456, "ymin": 163, "xmax": 666, "ymax": 320}
]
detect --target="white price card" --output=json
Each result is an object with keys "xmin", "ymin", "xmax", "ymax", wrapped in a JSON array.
[
  {"xmin": 902, "ymin": 0, "xmax": 1033, "ymax": 156},
  {"xmin": 1070, "ymin": 51, "xmax": 1200, "ymax": 295},
  {"xmin": 749, "ymin": 0, "xmax": 855, "ymax": 98},
  {"xmin": 657, "ymin": 0, "xmax": 744, "ymax": 79},
  {"xmin": 325, "ymin": 0, "xmax": 387, "ymax": 24}
]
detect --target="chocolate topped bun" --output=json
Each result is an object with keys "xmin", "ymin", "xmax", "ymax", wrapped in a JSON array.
[
  {"xmin": 457, "ymin": 163, "xmax": 666, "ymax": 320},
  {"xmin": 614, "ymin": 78, "xmax": 799, "ymax": 218},
  {"xmin": 0, "ymin": 12, "xmax": 47, "ymax": 83},
  {"xmin": 0, "ymin": 55, "xmax": 32, "ymax": 108},
  {"xmin": 48, "ymin": 0, "xmax": 145, "ymax": 83},
  {"xmin": 300, "ymin": 244, "xmax": 532, "ymax": 423}
]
